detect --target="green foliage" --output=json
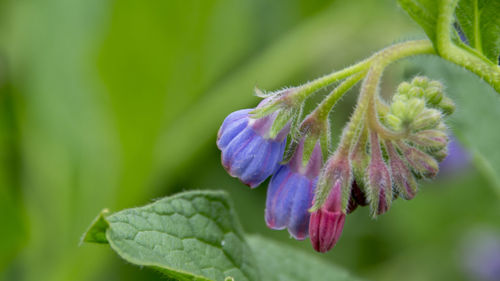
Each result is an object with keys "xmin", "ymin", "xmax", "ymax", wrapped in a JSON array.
[
  {"xmin": 456, "ymin": 0, "xmax": 500, "ymax": 62},
  {"xmin": 397, "ymin": 0, "xmax": 440, "ymax": 44},
  {"xmin": 411, "ymin": 56, "xmax": 500, "ymax": 194},
  {"xmin": 84, "ymin": 191, "xmax": 363, "ymax": 281},
  {"xmin": 248, "ymin": 235, "xmax": 364, "ymax": 281},
  {"xmin": 84, "ymin": 191, "xmax": 259, "ymax": 281}
]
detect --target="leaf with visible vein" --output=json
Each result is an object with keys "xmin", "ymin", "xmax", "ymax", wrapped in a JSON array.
[
  {"xmin": 456, "ymin": 0, "xmax": 500, "ymax": 63},
  {"xmin": 247, "ymin": 235, "xmax": 365, "ymax": 281},
  {"xmin": 82, "ymin": 191, "xmax": 259, "ymax": 281},
  {"xmin": 398, "ymin": 0, "xmax": 440, "ymax": 44}
]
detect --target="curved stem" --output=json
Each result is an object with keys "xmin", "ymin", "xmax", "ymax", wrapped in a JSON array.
[
  {"xmin": 338, "ymin": 40, "xmax": 435, "ymax": 150},
  {"xmin": 296, "ymin": 58, "xmax": 371, "ymax": 101},
  {"xmin": 314, "ymin": 71, "xmax": 367, "ymax": 121}
]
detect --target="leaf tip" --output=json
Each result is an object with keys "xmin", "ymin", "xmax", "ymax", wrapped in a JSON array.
[{"xmin": 80, "ymin": 208, "xmax": 111, "ymax": 245}]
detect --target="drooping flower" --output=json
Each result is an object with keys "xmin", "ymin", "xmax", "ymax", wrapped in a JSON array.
[
  {"xmin": 309, "ymin": 178, "xmax": 346, "ymax": 253},
  {"xmin": 217, "ymin": 107, "xmax": 290, "ymax": 188},
  {"xmin": 309, "ymin": 149, "xmax": 351, "ymax": 252},
  {"xmin": 265, "ymin": 139, "xmax": 322, "ymax": 240}
]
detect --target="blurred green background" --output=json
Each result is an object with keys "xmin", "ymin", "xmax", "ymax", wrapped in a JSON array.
[{"xmin": 0, "ymin": 0, "xmax": 499, "ymax": 280}]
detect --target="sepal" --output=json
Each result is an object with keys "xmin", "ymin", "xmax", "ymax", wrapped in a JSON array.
[{"xmin": 365, "ymin": 131, "xmax": 392, "ymax": 217}]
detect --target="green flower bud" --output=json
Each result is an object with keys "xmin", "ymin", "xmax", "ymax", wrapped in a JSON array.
[
  {"xmin": 397, "ymin": 81, "xmax": 412, "ymax": 95},
  {"xmin": 411, "ymin": 108, "xmax": 441, "ymax": 131},
  {"xmin": 425, "ymin": 86, "xmax": 443, "ymax": 105},
  {"xmin": 408, "ymin": 87, "xmax": 425, "ymax": 98},
  {"xmin": 406, "ymin": 97, "xmax": 425, "ymax": 120},
  {"xmin": 438, "ymin": 96, "xmax": 456, "ymax": 115},
  {"xmin": 428, "ymin": 80, "xmax": 444, "ymax": 90},
  {"xmin": 390, "ymin": 98, "xmax": 408, "ymax": 117},
  {"xmin": 385, "ymin": 114, "xmax": 402, "ymax": 131},
  {"xmin": 411, "ymin": 76, "xmax": 429, "ymax": 88}
]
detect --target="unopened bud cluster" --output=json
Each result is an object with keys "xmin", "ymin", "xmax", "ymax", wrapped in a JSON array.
[
  {"xmin": 385, "ymin": 76, "xmax": 454, "ymax": 132},
  {"xmin": 216, "ymin": 74, "xmax": 454, "ymax": 253}
]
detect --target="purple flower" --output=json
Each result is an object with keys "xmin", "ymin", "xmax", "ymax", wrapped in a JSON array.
[
  {"xmin": 217, "ymin": 108, "xmax": 289, "ymax": 188},
  {"xmin": 438, "ymin": 137, "xmax": 471, "ymax": 177},
  {"xmin": 462, "ymin": 230, "xmax": 500, "ymax": 281},
  {"xmin": 265, "ymin": 139, "xmax": 322, "ymax": 240}
]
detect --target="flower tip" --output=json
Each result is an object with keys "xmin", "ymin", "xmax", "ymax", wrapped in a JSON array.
[{"xmin": 309, "ymin": 209, "xmax": 346, "ymax": 253}]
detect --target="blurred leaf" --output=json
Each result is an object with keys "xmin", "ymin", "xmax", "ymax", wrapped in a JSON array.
[
  {"xmin": 397, "ymin": 0, "xmax": 440, "ymax": 44},
  {"xmin": 0, "ymin": 76, "xmax": 26, "ymax": 271},
  {"xmin": 84, "ymin": 191, "xmax": 260, "ymax": 281},
  {"xmin": 410, "ymin": 56, "xmax": 500, "ymax": 195},
  {"xmin": 455, "ymin": 0, "xmax": 500, "ymax": 62},
  {"xmin": 248, "ymin": 235, "xmax": 365, "ymax": 281}
]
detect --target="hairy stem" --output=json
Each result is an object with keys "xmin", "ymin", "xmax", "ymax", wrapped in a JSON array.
[
  {"xmin": 314, "ymin": 71, "xmax": 367, "ymax": 121},
  {"xmin": 338, "ymin": 40, "xmax": 435, "ymax": 149},
  {"xmin": 296, "ymin": 58, "xmax": 371, "ymax": 101}
]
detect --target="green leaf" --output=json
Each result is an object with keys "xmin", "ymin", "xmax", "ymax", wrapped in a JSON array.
[
  {"xmin": 81, "ymin": 209, "xmax": 110, "ymax": 244},
  {"xmin": 83, "ymin": 191, "xmax": 259, "ymax": 281},
  {"xmin": 456, "ymin": 0, "xmax": 500, "ymax": 62},
  {"xmin": 397, "ymin": 0, "xmax": 440, "ymax": 44},
  {"xmin": 411, "ymin": 56, "xmax": 500, "ymax": 197},
  {"xmin": 247, "ymin": 235, "xmax": 365, "ymax": 281}
]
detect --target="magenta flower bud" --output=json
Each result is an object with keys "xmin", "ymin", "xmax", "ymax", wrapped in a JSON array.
[
  {"xmin": 312, "ymin": 148, "xmax": 352, "ymax": 212},
  {"xmin": 309, "ymin": 179, "xmax": 346, "ymax": 253},
  {"xmin": 397, "ymin": 141, "xmax": 439, "ymax": 178},
  {"xmin": 366, "ymin": 131, "xmax": 392, "ymax": 216},
  {"xmin": 386, "ymin": 140, "xmax": 417, "ymax": 200},
  {"xmin": 265, "ymin": 138, "xmax": 322, "ymax": 240},
  {"xmin": 217, "ymin": 106, "xmax": 290, "ymax": 188}
]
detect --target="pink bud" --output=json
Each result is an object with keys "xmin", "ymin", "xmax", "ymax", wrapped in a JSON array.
[
  {"xmin": 309, "ymin": 180, "xmax": 346, "ymax": 253},
  {"xmin": 386, "ymin": 140, "xmax": 417, "ymax": 200},
  {"xmin": 398, "ymin": 141, "xmax": 439, "ymax": 178},
  {"xmin": 367, "ymin": 131, "xmax": 392, "ymax": 216},
  {"xmin": 312, "ymin": 148, "xmax": 352, "ymax": 212}
]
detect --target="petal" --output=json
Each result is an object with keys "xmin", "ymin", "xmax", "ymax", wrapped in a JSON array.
[
  {"xmin": 239, "ymin": 140, "xmax": 273, "ymax": 187},
  {"xmin": 243, "ymin": 137, "xmax": 286, "ymax": 187},
  {"xmin": 229, "ymin": 133, "xmax": 263, "ymax": 179},
  {"xmin": 288, "ymin": 176, "xmax": 315, "ymax": 240},
  {"xmin": 265, "ymin": 166, "xmax": 296, "ymax": 230},
  {"xmin": 310, "ymin": 209, "xmax": 345, "ymax": 253},
  {"xmin": 219, "ymin": 109, "xmax": 251, "ymax": 135},
  {"xmin": 217, "ymin": 117, "xmax": 248, "ymax": 149},
  {"xmin": 221, "ymin": 127, "xmax": 255, "ymax": 171}
]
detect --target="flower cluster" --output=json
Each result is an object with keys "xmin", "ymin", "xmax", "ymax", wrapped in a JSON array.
[{"xmin": 216, "ymin": 74, "xmax": 454, "ymax": 253}]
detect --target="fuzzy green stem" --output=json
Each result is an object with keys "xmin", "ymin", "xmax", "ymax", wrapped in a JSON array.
[
  {"xmin": 338, "ymin": 40, "xmax": 435, "ymax": 149},
  {"xmin": 294, "ymin": 58, "xmax": 372, "ymax": 101},
  {"xmin": 314, "ymin": 71, "xmax": 367, "ymax": 121}
]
